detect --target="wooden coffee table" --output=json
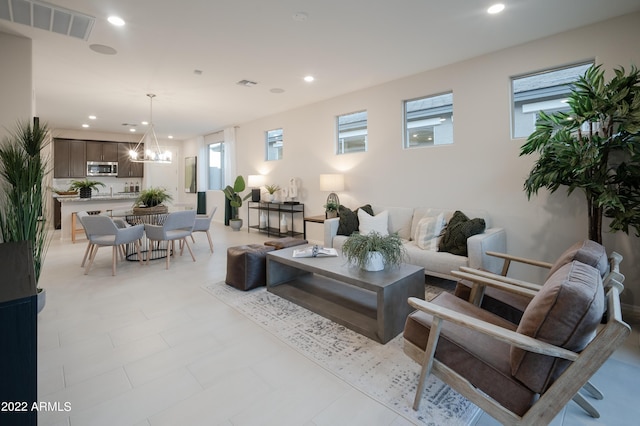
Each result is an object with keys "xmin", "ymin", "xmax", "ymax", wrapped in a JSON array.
[{"xmin": 266, "ymin": 245, "xmax": 424, "ymax": 343}]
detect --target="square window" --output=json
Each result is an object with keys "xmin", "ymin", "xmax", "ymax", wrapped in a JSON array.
[
  {"xmin": 266, "ymin": 128, "xmax": 283, "ymax": 160},
  {"xmin": 337, "ymin": 111, "xmax": 367, "ymax": 154},
  {"xmin": 404, "ymin": 92, "xmax": 453, "ymax": 148},
  {"xmin": 511, "ymin": 61, "xmax": 593, "ymax": 139}
]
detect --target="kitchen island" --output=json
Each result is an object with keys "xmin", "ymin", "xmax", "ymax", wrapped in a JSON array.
[{"xmin": 56, "ymin": 194, "xmax": 139, "ymax": 241}]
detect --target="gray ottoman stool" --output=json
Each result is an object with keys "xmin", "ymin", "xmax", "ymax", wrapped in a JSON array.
[{"xmin": 225, "ymin": 244, "xmax": 275, "ymax": 291}]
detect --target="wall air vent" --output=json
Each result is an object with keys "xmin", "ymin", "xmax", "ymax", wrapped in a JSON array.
[{"xmin": 0, "ymin": 0, "xmax": 95, "ymax": 41}]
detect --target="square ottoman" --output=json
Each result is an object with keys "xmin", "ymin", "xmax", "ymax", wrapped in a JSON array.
[{"xmin": 225, "ymin": 244, "xmax": 275, "ymax": 291}]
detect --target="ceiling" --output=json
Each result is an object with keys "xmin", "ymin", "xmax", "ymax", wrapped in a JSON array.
[{"xmin": 1, "ymin": 0, "xmax": 639, "ymax": 141}]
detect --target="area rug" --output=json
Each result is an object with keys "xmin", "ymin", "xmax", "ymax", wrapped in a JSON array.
[{"xmin": 202, "ymin": 281, "xmax": 480, "ymax": 425}]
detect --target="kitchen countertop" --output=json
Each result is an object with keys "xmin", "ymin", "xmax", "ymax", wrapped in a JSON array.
[{"xmin": 54, "ymin": 194, "xmax": 139, "ymax": 202}]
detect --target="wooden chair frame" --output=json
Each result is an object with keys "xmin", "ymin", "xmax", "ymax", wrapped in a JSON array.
[
  {"xmin": 405, "ymin": 277, "xmax": 630, "ymax": 425},
  {"xmin": 448, "ymin": 250, "xmax": 624, "ymax": 418}
]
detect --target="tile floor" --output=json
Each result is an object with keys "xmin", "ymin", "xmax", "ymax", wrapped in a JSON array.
[{"xmin": 34, "ymin": 222, "xmax": 640, "ymax": 425}]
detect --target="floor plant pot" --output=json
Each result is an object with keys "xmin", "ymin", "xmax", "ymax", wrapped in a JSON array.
[
  {"xmin": 364, "ymin": 251, "xmax": 385, "ymax": 272},
  {"xmin": 79, "ymin": 188, "xmax": 92, "ymax": 198},
  {"xmin": 229, "ymin": 218, "xmax": 243, "ymax": 231},
  {"xmin": 37, "ymin": 288, "xmax": 46, "ymax": 314}
]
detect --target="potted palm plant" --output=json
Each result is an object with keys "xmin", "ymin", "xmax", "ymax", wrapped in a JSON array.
[
  {"xmin": 521, "ymin": 64, "xmax": 640, "ymax": 244},
  {"xmin": 134, "ymin": 187, "xmax": 173, "ymax": 213},
  {"xmin": 223, "ymin": 175, "xmax": 252, "ymax": 231},
  {"xmin": 0, "ymin": 119, "xmax": 51, "ymax": 312},
  {"xmin": 70, "ymin": 178, "xmax": 105, "ymax": 198},
  {"xmin": 341, "ymin": 231, "xmax": 407, "ymax": 271}
]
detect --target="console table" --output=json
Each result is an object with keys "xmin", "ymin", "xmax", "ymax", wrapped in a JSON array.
[{"xmin": 248, "ymin": 202, "xmax": 305, "ymax": 238}]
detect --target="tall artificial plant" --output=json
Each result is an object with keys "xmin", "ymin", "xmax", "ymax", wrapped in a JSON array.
[
  {"xmin": 0, "ymin": 119, "xmax": 51, "ymax": 283},
  {"xmin": 223, "ymin": 175, "xmax": 251, "ymax": 219},
  {"xmin": 520, "ymin": 64, "xmax": 640, "ymax": 244}
]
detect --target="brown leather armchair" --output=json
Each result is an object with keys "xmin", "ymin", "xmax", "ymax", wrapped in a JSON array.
[{"xmin": 403, "ymin": 257, "xmax": 630, "ymax": 425}]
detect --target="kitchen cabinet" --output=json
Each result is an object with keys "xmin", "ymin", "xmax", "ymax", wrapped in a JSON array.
[
  {"xmin": 118, "ymin": 143, "xmax": 144, "ymax": 178},
  {"xmin": 53, "ymin": 139, "xmax": 86, "ymax": 178},
  {"xmin": 86, "ymin": 141, "xmax": 118, "ymax": 162}
]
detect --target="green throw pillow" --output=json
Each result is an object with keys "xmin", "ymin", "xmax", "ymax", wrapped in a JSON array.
[
  {"xmin": 438, "ymin": 211, "xmax": 486, "ymax": 256},
  {"xmin": 337, "ymin": 204, "xmax": 374, "ymax": 236}
]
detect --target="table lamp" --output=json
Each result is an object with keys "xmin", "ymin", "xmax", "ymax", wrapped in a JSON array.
[
  {"xmin": 319, "ymin": 173, "xmax": 344, "ymax": 207},
  {"xmin": 247, "ymin": 174, "xmax": 265, "ymax": 202}
]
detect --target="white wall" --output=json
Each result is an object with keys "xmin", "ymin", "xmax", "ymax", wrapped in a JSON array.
[
  {"xmin": 0, "ymin": 32, "xmax": 32, "ymax": 141},
  {"xmin": 233, "ymin": 13, "xmax": 640, "ymax": 314}
]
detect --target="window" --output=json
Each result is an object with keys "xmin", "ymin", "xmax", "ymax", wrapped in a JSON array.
[
  {"xmin": 511, "ymin": 61, "xmax": 593, "ymax": 139},
  {"xmin": 266, "ymin": 128, "xmax": 283, "ymax": 160},
  {"xmin": 337, "ymin": 111, "xmax": 367, "ymax": 154},
  {"xmin": 207, "ymin": 142, "xmax": 224, "ymax": 190},
  {"xmin": 404, "ymin": 92, "xmax": 453, "ymax": 148}
]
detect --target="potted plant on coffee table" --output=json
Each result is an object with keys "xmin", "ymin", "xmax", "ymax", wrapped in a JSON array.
[
  {"xmin": 133, "ymin": 187, "xmax": 173, "ymax": 214},
  {"xmin": 70, "ymin": 178, "xmax": 105, "ymax": 199},
  {"xmin": 341, "ymin": 231, "xmax": 407, "ymax": 271},
  {"xmin": 223, "ymin": 175, "xmax": 252, "ymax": 231}
]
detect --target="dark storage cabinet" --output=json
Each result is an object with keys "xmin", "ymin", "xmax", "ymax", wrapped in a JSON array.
[
  {"xmin": 86, "ymin": 141, "xmax": 118, "ymax": 162},
  {"xmin": 53, "ymin": 139, "xmax": 86, "ymax": 178},
  {"xmin": 0, "ymin": 242, "xmax": 38, "ymax": 426},
  {"xmin": 118, "ymin": 143, "xmax": 144, "ymax": 178}
]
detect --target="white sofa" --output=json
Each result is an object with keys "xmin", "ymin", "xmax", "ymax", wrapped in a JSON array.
[{"xmin": 324, "ymin": 205, "xmax": 506, "ymax": 280}]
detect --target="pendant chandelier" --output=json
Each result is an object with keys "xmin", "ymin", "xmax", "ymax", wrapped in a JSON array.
[{"xmin": 129, "ymin": 94, "xmax": 172, "ymax": 163}]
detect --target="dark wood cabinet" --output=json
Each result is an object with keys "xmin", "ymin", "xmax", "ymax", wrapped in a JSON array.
[
  {"xmin": 118, "ymin": 143, "xmax": 144, "ymax": 178},
  {"xmin": 53, "ymin": 139, "xmax": 86, "ymax": 178},
  {"xmin": 86, "ymin": 141, "xmax": 118, "ymax": 162}
]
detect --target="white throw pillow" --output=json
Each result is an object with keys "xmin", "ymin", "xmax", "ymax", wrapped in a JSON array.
[
  {"xmin": 415, "ymin": 213, "xmax": 446, "ymax": 250},
  {"xmin": 358, "ymin": 209, "xmax": 389, "ymax": 236}
]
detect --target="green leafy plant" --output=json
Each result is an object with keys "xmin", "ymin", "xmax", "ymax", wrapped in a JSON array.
[
  {"xmin": 341, "ymin": 231, "xmax": 407, "ymax": 270},
  {"xmin": 134, "ymin": 187, "xmax": 173, "ymax": 207},
  {"xmin": 324, "ymin": 200, "xmax": 339, "ymax": 212},
  {"xmin": 223, "ymin": 176, "xmax": 252, "ymax": 219},
  {"xmin": 70, "ymin": 178, "xmax": 105, "ymax": 191},
  {"xmin": 520, "ymin": 64, "xmax": 640, "ymax": 244},
  {"xmin": 265, "ymin": 184, "xmax": 280, "ymax": 194},
  {"xmin": 0, "ymin": 119, "xmax": 51, "ymax": 284}
]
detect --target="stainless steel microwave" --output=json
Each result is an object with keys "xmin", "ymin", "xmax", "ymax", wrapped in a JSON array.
[{"xmin": 87, "ymin": 161, "xmax": 118, "ymax": 176}]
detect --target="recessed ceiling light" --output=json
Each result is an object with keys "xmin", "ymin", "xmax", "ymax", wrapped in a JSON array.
[
  {"xmin": 129, "ymin": 128, "xmax": 136, "ymax": 132},
  {"xmin": 82, "ymin": 124, "xmax": 89, "ymax": 128},
  {"xmin": 168, "ymin": 135, "xmax": 174, "ymax": 139},
  {"xmin": 487, "ymin": 3, "xmax": 505, "ymax": 14},
  {"xmin": 141, "ymin": 121, "xmax": 149, "ymax": 126},
  {"xmin": 88, "ymin": 115, "xmax": 96, "ymax": 120},
  {"xmin": 304, "ymin": 75, "xmax": 315, "ymax": 83},
  {"xmin": 108, "ymin": 16, "xmax": 125, "ymax": 26}
]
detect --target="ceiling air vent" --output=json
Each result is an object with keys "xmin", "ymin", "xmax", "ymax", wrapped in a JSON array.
[
  {"xmin": 236, "ymin": 79, "xmax": 257, "ymax": 87},
  {"xmin": 0, "ymin": 0, "xmax": 95, "ymax": 41}
]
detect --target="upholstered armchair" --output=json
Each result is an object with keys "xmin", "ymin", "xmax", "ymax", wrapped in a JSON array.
[{"xmin": 403, "ymin": 257, "xmax": 630, "ymax": 425}]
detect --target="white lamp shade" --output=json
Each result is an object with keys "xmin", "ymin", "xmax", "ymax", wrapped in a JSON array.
[
  {"xmin": 319, "ymin": 174, "xmax": 344, "ymax": 192},
  {"xmin": 247, "ymin": 174, "xmax": 265, "ymax": 188}
]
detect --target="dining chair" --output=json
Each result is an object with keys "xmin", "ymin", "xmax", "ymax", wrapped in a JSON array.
[
  {"xmin": 144, "ymin": 210, "xmax": 196, "ymax": 269},
  {"xmin": 81, "ymin": 215, "xmax": 145, "ymax": 276},
  {"xmin": 75, "ymin": 211, "xmax": 92, "ymax": 268},
  {"xmin": 191, "ymin": 206, "xmax": 217, "ymax": 253}
]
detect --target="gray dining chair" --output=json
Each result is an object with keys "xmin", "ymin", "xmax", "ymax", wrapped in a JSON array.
[
  {"xmin": 75, "ymin": 211, "xmax": 92, "ymax": 267},
  {"xmin": 81, "ymin": 215, "xmax": 145, "ymax": 276},
  {"xmin": 191, "ymin": 206, "xmax": 217, "ymax": 253},
  {"xmin": 144, "ymin": 210, "xmax": 197, "ymax": 269}
]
